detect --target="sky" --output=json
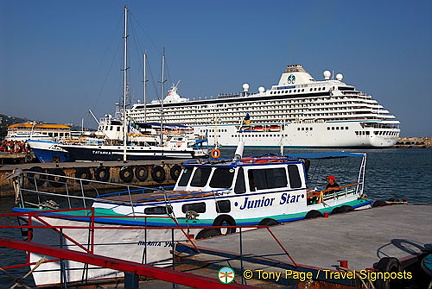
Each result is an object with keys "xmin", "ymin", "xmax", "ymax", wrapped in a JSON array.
[{"xmin": 1, "ymin": 0, "xmax": 431, "ymax": 137}]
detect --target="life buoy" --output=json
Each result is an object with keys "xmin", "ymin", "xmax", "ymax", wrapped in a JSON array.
[
  {"xmin": 135, "ymin": 166, "xmax": 148, "ymax": 182},
  {"xmin": 26, "ymin": 166, "xmax": 46, "ymax": 187},
  {"xmin": 151, "ymin": 166, "xmax": 166, "ymax": 183},
  {"xmin": 47, "ymin": 168, "xmax": 66, "ymax": 188},
  {"xmin": 213, "ymin": 215, "xmax": 236, "ymax": 235},
  {"xmin": 95, "ymin": 166, "xmax": 110, "ymax": 182},
  {"xmin": 119, "ymin": 166, "xmax": 134, "ymax": 183},
  {"xmin": 75, "ymin": 167, "xmax": 92, "ymax": 184},
  {"xmin": 211, "ymin": 148, "xmax": 221, "ymax": 159},
  {"xmin": 170, "ymin": 165, "xmax": 182, "ymax": 181}
]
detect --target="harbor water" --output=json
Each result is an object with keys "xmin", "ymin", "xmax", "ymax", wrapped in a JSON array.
[{"xmin": 0, "ymin": 148, "xmax": 431, "ymax": 288}]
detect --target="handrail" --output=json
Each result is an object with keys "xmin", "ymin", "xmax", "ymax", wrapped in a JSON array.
[{"xmin": 1, "ymin": 211, "xmax": 295, "ymax": 267}]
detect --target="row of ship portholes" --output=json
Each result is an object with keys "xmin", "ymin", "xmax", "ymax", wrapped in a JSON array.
[{"xmin": 24, "ymin": 165, "xmax": 182, "ymax": 188}]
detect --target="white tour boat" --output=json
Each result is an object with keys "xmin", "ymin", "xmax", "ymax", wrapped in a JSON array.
[{"xmin": 11, "ymin": 140, "xmax": 372, "ymax": 286}]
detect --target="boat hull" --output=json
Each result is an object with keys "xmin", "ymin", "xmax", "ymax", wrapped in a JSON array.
[
  {"xmin": 60, "ymin": 144, "xmax": 196, "ymax": 161},
  {"xmin": 27, "ymin": 140, "xmax": 72, "ymax": 162},
  {"xmin": 17, "ymin": 215, "xmax": 189, "ymax": 287}
]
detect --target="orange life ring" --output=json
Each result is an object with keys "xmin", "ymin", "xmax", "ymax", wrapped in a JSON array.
[{"xmin": 211, "ymin": 148, "xmax": 221, "ymax": 159}]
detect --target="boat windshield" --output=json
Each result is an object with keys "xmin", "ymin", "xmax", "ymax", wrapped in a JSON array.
[
  {"xmin": 190, "ymin": 167, "xmax": 212, "ymax": 187},
  {"xmin": 178, "ymin": 168, "xmax": 193, "ymax": 186},
  {"xmin": 248, "ymin": 168, "xmax": 287, "ymax": 191},
  {"xmin": 209, "ymin": 168, "xmax": 235, "ymax": 189}
]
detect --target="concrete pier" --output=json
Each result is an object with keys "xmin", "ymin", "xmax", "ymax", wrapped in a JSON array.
[{"xmin": 177, "ymin": 204, "xmax": 432, "ymax": 287}]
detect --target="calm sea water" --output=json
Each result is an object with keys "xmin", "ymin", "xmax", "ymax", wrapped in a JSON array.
[{"xmin": 0, "ymin": 148, "xmax": 431, "ymax": 287}]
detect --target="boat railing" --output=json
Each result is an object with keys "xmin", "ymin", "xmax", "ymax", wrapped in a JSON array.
[
  {"xmin": 0, "ymin": 209, "xmax": 298, "ymax": 284},
  {"xmin": 307, "ymin": 182, "xmax": 361, "ymax": 204},
  {"xmin": 11, "ymin": 169, "xmax": 233, "ymax": 212},
  {"xmin": 10, "ymin": 169, "xmax": 162, "ymax": 211}
]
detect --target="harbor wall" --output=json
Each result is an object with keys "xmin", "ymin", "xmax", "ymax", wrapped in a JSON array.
[{"xmin": 394, "ymin": 137, "xmax": 431, "ymax": 148}]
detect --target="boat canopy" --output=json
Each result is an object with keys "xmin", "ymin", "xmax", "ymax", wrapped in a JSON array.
[{"xmin": 286, "ymin": 152, "xmax": 365, "ymax": 159}]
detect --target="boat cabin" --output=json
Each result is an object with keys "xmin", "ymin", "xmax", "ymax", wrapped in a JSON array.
[{"xmin": 175, "ymin": 157, "xmax": 305, "ymax": 196}]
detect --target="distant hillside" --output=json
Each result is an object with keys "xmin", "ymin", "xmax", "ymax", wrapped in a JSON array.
[{"xmin": 0, "ymin": 114, "xmax": 31, "ymax": 139}]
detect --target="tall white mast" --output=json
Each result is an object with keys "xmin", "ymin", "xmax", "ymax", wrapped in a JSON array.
[
  {"xmin": 143, "ymin": 52, "xmax": 148, "ymax": 123},
  {"xmin": 122, "ymin": 5, "xmax": 129, "ymax": 162},
  {"xmin": 159, "ymin": 48, "xmax": 166, "ymax": 146}
]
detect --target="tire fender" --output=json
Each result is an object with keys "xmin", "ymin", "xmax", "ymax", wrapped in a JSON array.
[
  {"xmin": 305, "ymin": 210, "xmax": 323, "ymax": 219},
  {"xmin": 95, "ymin": 166, "xmax": 110, "ymax": 182},
  {"xmin": 152, "ymin": 166, "xmax": 166, "ymax": 183},
  {"xmin": 75, "ymin": 168, "xmax": 92, "ymax": 184},
  {"xmin": 213, "ymin": 214, "xmax": 236, "ymax": 235},
  {"xmin": 119, "ymin": 166, "xmax": 134, "ymax": 183},
  {"xmin": 374, "ymin": 257, "xmax": 401, "ymax": 289},
  {"xmin": 170, "ymin": 165, "xmax": 182, "ymax": 181},
  {"xmin": 27, "ymin": 166, "xmax": 46, "ymax": 187},
  {"xmin": 135, "ymin": 166, "xmax": 148, "ymax": 182},
  {"xmin": 259, "ymin": 218, "xmax": 279, "ymax": 226},
  {"xmin": 47, "ymin": 168, "xmax": 66, "ymax": 187}
]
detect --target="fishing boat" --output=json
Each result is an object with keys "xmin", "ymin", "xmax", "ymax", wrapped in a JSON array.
[{"xmin": 10, "ymin": 137, "xmax": 372, "ymax": 286}]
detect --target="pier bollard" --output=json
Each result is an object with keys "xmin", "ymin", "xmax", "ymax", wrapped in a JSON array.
[{"xmin": 338, "ymin": 260, "xmax": 349, "ymax": 268}]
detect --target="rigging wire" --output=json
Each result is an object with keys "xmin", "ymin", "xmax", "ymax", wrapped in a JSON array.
[{"xmin": 73, "ymin": 12, "xmax": 124, "ymax": 127}]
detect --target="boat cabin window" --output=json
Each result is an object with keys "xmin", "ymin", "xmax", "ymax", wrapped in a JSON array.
[
  {"xmin": 144, "ymin": 206, "xmax": 173, "ymax": 215},
  {"xmin": 216, "ymin": 200, "xmax": 231, "ymax": 213},
  {"xmin": 190, "ymin": 167, "xmax": 212, "ymax": 187},
  {"xmin": 209, "ymin": 168, "xmax": 235, "ymax": 189},
  {"xmin": 178, "ymin": 168, "xmax": 193, "ymax": 186},
  {"xmin": 248, "ymin": 168, "xmax": 287, "ymax": 191},
  {"xmin": 234, "ymin": 167, "xmax": 246, "ymax": 194},
  {"xmin": 182, "ymin": 202, "xmax": 206, "ymax": 213},
  {"xmin": 288, "ymin": 165, "xmax": 302, "ymax": 188}
]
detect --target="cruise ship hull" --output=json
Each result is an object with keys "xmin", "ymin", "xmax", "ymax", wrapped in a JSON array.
[{"xmin": 195, "ymin": 122, "xmax": 399, "ymax": 148}]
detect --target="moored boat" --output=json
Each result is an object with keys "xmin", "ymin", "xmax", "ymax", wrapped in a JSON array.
[
  {"xmin": 129, "ymin": 65, "xmax": 401, "ymax": 148},
  {"xmin": 10, "ymin": 139, "xmax": 372, "ymax": 286},
  {"xmin": 26, "ymin": 139, "xmax": 72, "ymax": 162}
]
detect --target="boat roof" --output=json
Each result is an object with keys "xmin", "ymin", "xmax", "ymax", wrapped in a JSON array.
[
  {"xmin": 183, "ymin": 151, "xmax": 364, "ymax": 167},
  {"xmin": 286, "ymin": 151, "xmax": 365, "ymax": 159},
  {"xmin": 8, "ymin": 123, "xmax": 70, "ymax": 129}
]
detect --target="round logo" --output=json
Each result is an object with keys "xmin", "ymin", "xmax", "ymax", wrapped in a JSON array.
[
  {"xmin": 287, "ymin": 74, "xmax": 296, "ymax": 84},
  {"xmin": 218, "ymin": 266, "xmax": 235, "ymax": 284}
]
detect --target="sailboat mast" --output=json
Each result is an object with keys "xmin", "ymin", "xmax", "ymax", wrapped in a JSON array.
[
  {"xmin": 122, "ymin": 5, "xmax": 129, "ymax": 162},
  {"xmin": 160, "ymin": 49, "xmax": 166, "ymax": 146},
  {"xmin": 143, "ymin": 52, "xmax": 147, "ymax": 123}
]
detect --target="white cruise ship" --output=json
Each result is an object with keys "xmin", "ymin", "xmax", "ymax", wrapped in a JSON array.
[{"xmin": 128, "ymin": 65, "xmax": 400, "ymax": 148}]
